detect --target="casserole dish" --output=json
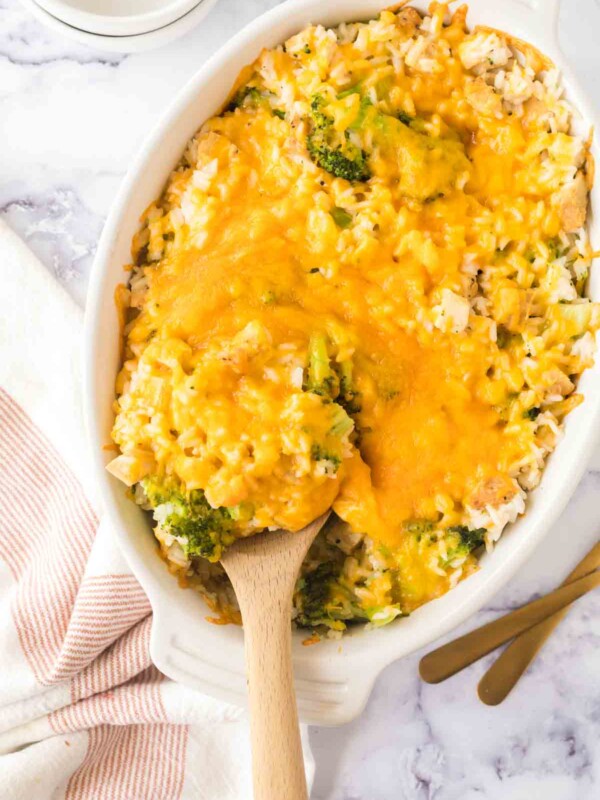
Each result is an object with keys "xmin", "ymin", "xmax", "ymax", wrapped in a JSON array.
[{"xmin": 84, "ymin": 0, "xmax": 600, "ymax": 725}]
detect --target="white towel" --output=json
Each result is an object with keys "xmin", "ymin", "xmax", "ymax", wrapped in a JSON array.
[{"xmin": 0, "ymin": 219, "xmax": 313, "ymax": 799}]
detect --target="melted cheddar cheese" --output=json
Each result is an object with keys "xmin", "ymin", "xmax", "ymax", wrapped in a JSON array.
[{"xmin": 109, "ymin": 3, "xmax": 598, "ymax": 630}]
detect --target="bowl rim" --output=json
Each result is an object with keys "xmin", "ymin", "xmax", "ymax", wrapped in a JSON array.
[
  {"xmin": 83, "ymin": 0, "xmax": 600, "ymax": 724},
  {"xmin": 34, "ymin": 0, "xmax": 200, "ymax": 36},
  {"xmin": 19, "ymin": 0, "xmax": 217, "ymax": 52}
]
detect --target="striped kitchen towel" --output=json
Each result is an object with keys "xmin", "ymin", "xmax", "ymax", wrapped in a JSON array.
[{"xmin": 0, "ymin": 220, "xmax": 312, "ymax": 799}]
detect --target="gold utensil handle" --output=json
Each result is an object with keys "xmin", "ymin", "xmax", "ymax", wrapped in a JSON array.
[
  {"xmin": 419, "ymin": 568, "xmax": 600, "ymax": 684},
  {"xmin": 478, "ymin": 540, "xmax": 600, "ymax": 705}
]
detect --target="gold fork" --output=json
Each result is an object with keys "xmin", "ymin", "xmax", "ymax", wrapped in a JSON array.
[
  {"xmin": 477, "ymin": 540, "xmax": 600, "ymax": 704},
  {"xmin": 419, "ymin": 541, "xmax": 600, "ymax": 687}
]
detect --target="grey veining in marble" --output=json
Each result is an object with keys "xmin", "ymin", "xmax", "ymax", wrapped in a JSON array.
[{"xmin": 1, "ymin": 0, "xmax": 599, "ymax": 796}]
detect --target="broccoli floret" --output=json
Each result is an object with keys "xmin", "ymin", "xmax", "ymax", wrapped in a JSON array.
[
  {"xmin": 304, "ymin": 334, "xmax": 362, "ymax": 417},
  {"xmin": 305, "ymin": 333, "xmax": 339, "ymax": 398},
  {"xmin": 310, "ymin": 94, "xmax": 329, "ymax": 125},
  {"xmin": 371, "ymin": 109, "xmax": 470, "ymax": 201},
  {"xmin": 307, "ymin": 135, "xmax": 371, "ymax": 181},
  {"xmin": 295, "ymin": 560, "xmax": 401, "ymax": 630},
  {"xmin": 141, "ymin": 477, "xmax": 235, "ymax": 562},
  {"xmin": 447, "ymin": 525, "xmax": 487, "ymax": 552},
  {"xmin": 142, "ymin": 476, "xmax": 174, "ymax": 507},
  {"xmin": 308, "ymin": 408, "xmax": 353, "ymax": 473},
  {"xmin": 403, "ymin": 519, "xmax": 435, "ymax": 535},
  {"xmin": 228, "ymin": 501, "xmax": 255, "ymax": 522},
  {"xmin": 303, "ymin": 336, "xmax": 360, "ymax": 446},
  {"xmin": 306, "ymin": 94, "xmax": 371, "ymax": 182},
  {"xmin": 403, "ymin": 518, "xmax": 436, "ymax": 544},
  {"xmin": 226, "ymin": 85, "xmax": 262, "ymax": 112},
  {"xmin": 440, "ymin": 524, "xmax": 487, "ymax": 568},
  {"xmin": 310, "ymin": 444, "xmax": 341, "ymax": 472},
  {"xmin": 337, "ymin": 360, "xmax": 362, "ymax": 416},
  {"xmin": 523, "ymin": 407, "xmax": 541, "ymax": 421},
  {"xmin": 226, "ymin": 85, "xmax": 288, "ymax": 119},
  {"xmin": 295, "ymin": 561, "xmax": 341, "ymax": 625}
]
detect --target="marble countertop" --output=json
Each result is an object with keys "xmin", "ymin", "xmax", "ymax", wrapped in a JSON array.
[{"xmin": 2, "ymin": 0, "xmax": 600, "ymax": 796}]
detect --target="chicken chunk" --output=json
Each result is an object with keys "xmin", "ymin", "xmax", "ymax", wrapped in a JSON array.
[
  {"xmin": 542, "ymin": 369, "xmax": 575, "ymax": 398},
  {"xmin": 465, "ymin": 77, "xmax": 503, "ymax": 118},
  {"xmin": 522, "ymin": 96, "xmax": 549, "ymax": 130},
  {"xmin": 470, "ymin": 475, "xmax": 519, "ymax": 510},
  {"xmin": 395, "ymin": 7, "xmax": 422, "ymax": 34},
  {"xmin": 557, "ymin": 171, "xmax": 588, "ymax": 232},
  {"xmin": 458, "ymin": 32, "xmax": 511, "ymax": 71}
]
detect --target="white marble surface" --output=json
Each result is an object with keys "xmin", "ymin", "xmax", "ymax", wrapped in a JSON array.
[{"xmin": 2, "ymin": 0, "xmax": 600, "ymax": 796}]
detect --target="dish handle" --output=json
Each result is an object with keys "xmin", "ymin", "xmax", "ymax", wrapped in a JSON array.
[
  {"xmin": 496, "ymin": 0, "xmax": 561, "ymax": 51},
  {"xmin": 150, "ymin": 602, "xmax": 382, "ymax": 725}
]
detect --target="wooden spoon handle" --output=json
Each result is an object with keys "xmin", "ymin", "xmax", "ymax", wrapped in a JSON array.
[
  {"xmin": 222, "ymin": 517, "xmax": 328, "ymax": 798},
  {"xmin": 240, "ymin": 591, "xmax": 308, "ymax": 800}
]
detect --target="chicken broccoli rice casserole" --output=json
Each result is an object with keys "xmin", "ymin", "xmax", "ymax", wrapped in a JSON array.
[{"xmin": 108, "ymin": 2, "xmax": 599, "ymax": 636}]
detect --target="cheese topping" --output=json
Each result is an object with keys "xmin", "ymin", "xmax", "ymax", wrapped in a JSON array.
[{"xmin": 109, "ymin": 3, "xmax": 598, "ymax": 629}]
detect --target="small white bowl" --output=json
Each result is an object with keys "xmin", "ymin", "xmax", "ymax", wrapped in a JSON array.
[
  {"xmin": 19, "ymin": 0, "xmax": 218, "ymax": 53},
  {"xmin": 35, "ymin": 0, "xmax": 200, "ymax": 36}
]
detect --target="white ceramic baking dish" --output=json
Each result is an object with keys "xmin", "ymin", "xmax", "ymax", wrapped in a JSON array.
[{"xmin": 84, "ymin": 0, "xmax": 600, "ymax": 726}]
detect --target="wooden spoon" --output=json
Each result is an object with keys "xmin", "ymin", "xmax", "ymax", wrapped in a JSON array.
[{"xmin": 221, "ymin": 512, "xmax": 330, "ymax": 800}]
